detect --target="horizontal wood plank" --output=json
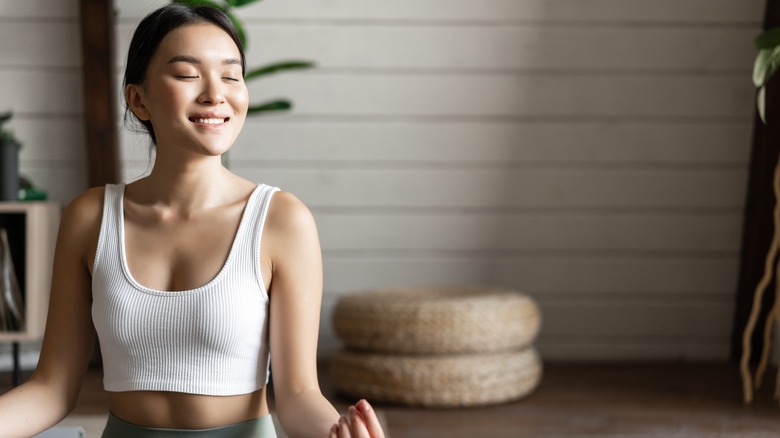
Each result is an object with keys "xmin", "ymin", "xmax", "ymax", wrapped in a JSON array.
[
  {"xmin": 16, "ymin": 118, "xmax": 84, "ymax": 162},
  {"xmin": 0, "ymin": 0, "xmax": 77, "ymax": 19},
  {"xmin": 0, "ymin": 22, "xmax": 80, "ymax": 68},
  {"xmin": 0, "ymin": 71, "xmax": 82, "ymax": 115},
  {"xmin": 247, "ymin": 73, "xmax": 754, "ymax": 118},
  {"xmin": 229, "ymin": 120, "xmax": 752, "ymax": 164},
  {"xmin": 232, "ymin": 167, "xmax": 748, "ymax": 209},
  {"xmin": 320, "ymin": 257, "xmax": 738, "ymax": 295},
  {"xmin": 245, "ymin": 26, "xmax": 755, "ymax": 71},
  {"xmin": 538, "ymin": 302, "xmax": 734, "ymax": 337},
  {"xmin": 314, "ymin": 213, "xmax": 742, "ymax": 252},
  {"xmin": 117, "ymin": 0, "xmax": 763, "ymax": 24}
]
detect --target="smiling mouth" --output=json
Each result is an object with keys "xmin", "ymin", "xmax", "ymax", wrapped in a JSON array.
[{"xmin": 189, "ymin": 117, "xmax": 229, "ymax": 125}]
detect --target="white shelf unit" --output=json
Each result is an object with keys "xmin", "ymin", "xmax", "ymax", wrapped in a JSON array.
[{"xmin": 0, "ymin": 202, "xmax": 59, "ymax": 342}]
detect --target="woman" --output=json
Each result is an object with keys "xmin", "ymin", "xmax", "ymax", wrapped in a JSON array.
[{"xmin": 0, "ymin": 4, "xmax": 384, "ymax": 437}]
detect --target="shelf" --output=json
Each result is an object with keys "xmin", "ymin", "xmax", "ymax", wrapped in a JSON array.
[{"xmin": 0, "ymin": 202, "xmax": 59, "ymax": 342}]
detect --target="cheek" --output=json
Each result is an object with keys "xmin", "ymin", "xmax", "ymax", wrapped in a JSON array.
[
  {"xmin": 159, "ymin": 84, "xmax": 190, "ymax": 109},
  {"xmin": 232, "ymin": 85, "xmax": 249, "ymax": 114},
  {"xmin": 147, "ymin": 82, "xmax": 189, "ymax": 115}
]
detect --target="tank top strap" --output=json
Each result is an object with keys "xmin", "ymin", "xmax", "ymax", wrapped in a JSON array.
[
  {"xmin": 93, "ymin": 183, "xmax": 126, "ymax": 274},
  {"xmin": 229, "ymin": 184, "xmax": 280, "ymax": 300}
]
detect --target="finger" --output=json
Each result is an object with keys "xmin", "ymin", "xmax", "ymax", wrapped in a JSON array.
[
  {"xmin": 348, "ymin": 406, "xmax": 370, "ymax": 438},
  {"xmin": 329, "ymin": 423, "xmax": 339, "ymax": 438},
  {"xmin": 338, "ymin": 415, "xmax": 351, "ymax": 438},
  {"xmin": 356, "ymin": 400, "xmax": 386, "ymax": 438}
]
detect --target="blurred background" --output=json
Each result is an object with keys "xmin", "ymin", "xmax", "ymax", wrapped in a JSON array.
[{"xmin": 0, "ymin": 0, "xmax": 763, "ymax": 367}]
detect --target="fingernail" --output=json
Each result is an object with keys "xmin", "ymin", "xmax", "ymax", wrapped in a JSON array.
[{"xmin": 358, "ymin": 399, "xmax": 370, "ymax": 412}]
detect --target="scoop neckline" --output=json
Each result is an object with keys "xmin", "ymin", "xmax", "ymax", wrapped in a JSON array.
[{"xmin": 117, "ymin": 184, "xmax": 262, "ymax": 296}]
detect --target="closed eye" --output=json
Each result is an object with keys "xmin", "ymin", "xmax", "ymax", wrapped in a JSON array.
[
  {"xmin": 175, "ymin": 75, "xmax": 198, "ymax": 80},
  {"xmin": 223, "ymin": 77, "xmax": 240, "ymax": 82}
]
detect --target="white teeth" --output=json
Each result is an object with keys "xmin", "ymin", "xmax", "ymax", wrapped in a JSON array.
[{"xmin": 193, "ymin": 118, "xmax": 224, "ymax": 124}]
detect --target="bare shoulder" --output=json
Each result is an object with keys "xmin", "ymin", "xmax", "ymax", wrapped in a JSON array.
[
  {"xmin": 57, "ymin": 187, "xmax": 105, "ymax": 262},
  {"xmin": 60, "ymin": 187, "xmax": 104, "ymax": 232},
  {"xmin": 265, "ymin": 190, "xmax": 317, "ymax": 237},
  {"xmin": 263, "ymin": 190, "xmax": 321, "ymax": 268}
]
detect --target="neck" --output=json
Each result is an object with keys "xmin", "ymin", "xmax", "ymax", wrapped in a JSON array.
[{"xmin": 129, "ymin": 154, "xmax": 236, "ymax": 212}]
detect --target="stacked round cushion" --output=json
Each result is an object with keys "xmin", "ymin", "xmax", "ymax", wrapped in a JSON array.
[{"xmin": 330, "ymin": 286, "xmax": 542, "ymax": 407}]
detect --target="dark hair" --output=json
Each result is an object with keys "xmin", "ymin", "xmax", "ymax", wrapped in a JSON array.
[{"xmin": 123, "ymin": 4, "xmax": 246, "ymax": 145}]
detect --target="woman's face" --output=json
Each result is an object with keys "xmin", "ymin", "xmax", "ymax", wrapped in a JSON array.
[{"xmin": 126, "ymin": 22, "xmax": 248, "ymax": 158}]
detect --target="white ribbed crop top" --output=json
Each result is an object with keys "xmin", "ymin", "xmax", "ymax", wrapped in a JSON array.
[{"xmin": 91, "ymin": 183, "xmax": 279, "ymax": 396}]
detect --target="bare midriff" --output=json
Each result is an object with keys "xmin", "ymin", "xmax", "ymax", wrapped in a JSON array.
[{"xmin": 108, "ymin": 386, "xmax": 269, "ymax": 429}]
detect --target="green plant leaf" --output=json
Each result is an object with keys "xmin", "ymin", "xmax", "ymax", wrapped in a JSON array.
[
  {"xmin": 755, "ymin": 49, "xmax": 771, "ymax": 87},
  {"xmin": 172, "ymin": 0, "xmax": 225, "ymax": 9},
  {"xmin": 756, "ymin": 28, "xmax": 780, "ymax": 50},
  {"xmin": 0, "ymin": 112, "xmax": 21, "ymax": 147},
  {"xmin": 0, "ymin": 112, "xmax": 11, "ymax": 126},
  {"xmin": 225, "ymin": 0, "xmax": 262, "ymax": 7},
  {"xmin": 245, "ymin": 61, "xmax": 315, "ymax": 81},
  {"xmin": 247, "ymin": 99, "xmax": 292, "ymax": 113},
  {"xmin": 758, "ymin": 86, "xmax": 767, "ymax": 123},
  {"xmin": 754, "ymin": 46, "xmax": 780, "ymax": 88}
]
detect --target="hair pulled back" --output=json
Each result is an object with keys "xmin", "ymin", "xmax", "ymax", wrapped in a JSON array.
[{"xmin": 123, "ymin": 4, "xmax": 246, "ymax": 145}]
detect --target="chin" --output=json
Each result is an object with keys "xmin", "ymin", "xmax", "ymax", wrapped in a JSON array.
[{"xmin": 196, "ymin": 139, "xmax": 236, "ymax": 157}]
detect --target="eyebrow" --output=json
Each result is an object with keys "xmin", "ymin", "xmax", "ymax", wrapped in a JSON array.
[{"xmin": 166, "ymin": 55, "xmax": 242, "ymax": 66}]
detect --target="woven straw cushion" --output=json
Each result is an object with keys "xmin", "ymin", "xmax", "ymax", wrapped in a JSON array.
[
  {"xmin": 330, "ymin": 347, "xmax": 542, "ymax": 407},
  {"xmin": 332, "ymin": 286, "xmax": 540, "ymax": 354}
]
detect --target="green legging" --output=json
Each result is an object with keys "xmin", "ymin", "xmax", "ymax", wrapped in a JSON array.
[{"xmin": 101, "ymin": 412, "xmax": 278, "ymax": 438}]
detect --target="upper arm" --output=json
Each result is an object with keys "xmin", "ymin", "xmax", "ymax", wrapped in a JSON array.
[
  {"xmin": 265, "ymin": 191, "xmax": 324, "ymax": 401},
  {"xmin": 32, "ymin": 188, "xmax": 103, "ymax": 406}
]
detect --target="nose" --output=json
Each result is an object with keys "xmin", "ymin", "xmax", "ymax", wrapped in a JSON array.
[{"xmin": 197, "ymin": 76, "xmax": 225, "ymax": 105}]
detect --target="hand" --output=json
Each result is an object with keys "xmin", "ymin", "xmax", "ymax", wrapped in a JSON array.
[{"xmin": 328, "ymin": 399, "xmax": 385, "ymax": 438}]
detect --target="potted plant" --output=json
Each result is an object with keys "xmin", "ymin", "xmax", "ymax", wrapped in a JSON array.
[
  {"xmin": 0, "ymin": 112, "xmax": 21, "ymax": 201},
  {"xmin": 741, "ymin": 27, "xmax": 780, "ymax": 404}
]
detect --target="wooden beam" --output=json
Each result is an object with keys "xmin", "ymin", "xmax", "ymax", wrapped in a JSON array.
[
  {"xmin": 79, "ymin": 0, "xmax": 119, "ymax": 187},
  {"xmin": 731, "ymin": 0, "xmax": 780, "ymax": 362}
]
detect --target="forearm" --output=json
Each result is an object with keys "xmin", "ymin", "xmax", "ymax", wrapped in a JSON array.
[
  {"xmin": 276, "ymin": 388, "xmax": 339, "ymax": 438},
  {"xmin": 0, "ymin": 376, "xmax": 73, "ymax": 438}
]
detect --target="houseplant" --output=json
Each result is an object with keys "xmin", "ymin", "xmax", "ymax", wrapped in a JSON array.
[{"xmin": 741, "ymin": 27, "xmax": 780, "ymax": 404}]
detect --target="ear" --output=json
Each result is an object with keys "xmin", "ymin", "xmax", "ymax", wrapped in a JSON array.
[{"xmin": 125, "ymin": 84, "xmax": 150, "ymax": 121}]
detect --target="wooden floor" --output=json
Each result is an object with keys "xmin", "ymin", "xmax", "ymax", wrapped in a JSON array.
[{"xmin": 4, "ymin": 362, "xmax": 780, "ymax": 437}]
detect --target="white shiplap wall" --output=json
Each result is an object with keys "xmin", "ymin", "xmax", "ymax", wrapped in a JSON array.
[
  {"xmin": 117, "ymin": 0, "xmax": 759, "ymax": 360},
  {"xmin": 0, "ymin": 0, "xmax": 86, "ymax": 204},
  {"xmin": 0, "ymin": 0, "xmax": 84, "ymax": 368}
]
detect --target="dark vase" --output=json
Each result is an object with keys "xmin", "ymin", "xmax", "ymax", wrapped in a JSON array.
[{"xmin": 0, "ymin": 141, "xmax": 18, "ymax": 201}]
